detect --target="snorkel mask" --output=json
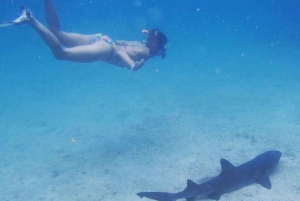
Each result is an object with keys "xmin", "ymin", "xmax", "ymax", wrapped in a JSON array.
[{"xmin": 142, "ymin": 28, "xmax": 168, "ymax": 59}]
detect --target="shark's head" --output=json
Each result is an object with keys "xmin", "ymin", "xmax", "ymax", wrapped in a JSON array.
[{"xmin": 259, "ymin": 150, "xmax": 282, "ymax": 171}]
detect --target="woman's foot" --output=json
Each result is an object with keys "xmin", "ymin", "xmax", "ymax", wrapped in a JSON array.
[{"xmin": 12, "ymin": 6, "xmax": 31, "ymax": 25}]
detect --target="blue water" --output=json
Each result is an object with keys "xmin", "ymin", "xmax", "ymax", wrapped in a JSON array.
[{"xmin": 0, "ymin": 0, "xmax": 300, "ymax": 200}]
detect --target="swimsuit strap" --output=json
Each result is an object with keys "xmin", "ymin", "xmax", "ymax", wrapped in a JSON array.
[
  {"xmin": 119, "ymin": 42, "xmax": 128, "ymax": 48},
  {"xmin": 92, "ymin": 33, "xmax": 104, "ymax": 43}
]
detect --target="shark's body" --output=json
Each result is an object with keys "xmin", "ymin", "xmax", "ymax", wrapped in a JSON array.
[{"xmin": 137, "ymin": 150, "xmax": 281, "ymax": 201}]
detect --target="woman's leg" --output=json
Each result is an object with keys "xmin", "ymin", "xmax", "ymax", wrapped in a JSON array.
[
  {"xmin": 27, "ymin": 16, "xmax": 113, "ymax": 62},
  {"xmin": 43, "ymin": 0, "xmax": 94, "ymax": 47}
]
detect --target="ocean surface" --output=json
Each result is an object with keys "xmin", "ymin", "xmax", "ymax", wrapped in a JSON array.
[{"xmin": 0, "ymin": 0, "xmax": 300, "ymax": 200}]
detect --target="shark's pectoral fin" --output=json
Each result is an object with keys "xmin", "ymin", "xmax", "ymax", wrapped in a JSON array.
[
  {"xmin": 207, "ymin": 192, "xmax": 222, "ymax": 200},
  {"xmin": 256, "ymin": 173, "xmax": 272, "ymax": 189}
]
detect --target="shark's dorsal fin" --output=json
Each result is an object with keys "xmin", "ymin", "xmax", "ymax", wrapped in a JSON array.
[
  {"xmin": 208, "ymin": 192, "xmax": 222, "ymax": 200},
  {"xmin": 186, "ymin": 179, "xmax": 198, "ymax": 189},
  {"xmin": 256, "ymin": 173, "xmax": 272, "ymax": 189},
  {"xmin": 220, "ymin": 158, "xmax": 235, "ymax": 173}
]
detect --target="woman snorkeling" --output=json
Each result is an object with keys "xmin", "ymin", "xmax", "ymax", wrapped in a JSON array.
[{"xmin": 3, "ymin": 0, "xmax": 168, "ymax": 71}]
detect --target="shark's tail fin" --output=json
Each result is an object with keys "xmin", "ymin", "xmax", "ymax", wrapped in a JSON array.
[{"xmin": 137, "ymin": 192, "xmax": 174, "ymax": 201}]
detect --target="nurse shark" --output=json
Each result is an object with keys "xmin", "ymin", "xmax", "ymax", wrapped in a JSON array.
[{"xmin": 137, "ymin": 150, "xmax": 281, "ymax": 201}]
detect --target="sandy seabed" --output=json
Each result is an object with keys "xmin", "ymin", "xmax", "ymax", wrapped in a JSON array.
[{"xmin": 0, "ymin": 42, "xmax": 299, "ymax": 201}]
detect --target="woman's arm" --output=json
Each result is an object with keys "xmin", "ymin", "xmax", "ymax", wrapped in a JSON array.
[{"xmin": 115, "ymin": 49, "xmax": 146, "ymax": 71}]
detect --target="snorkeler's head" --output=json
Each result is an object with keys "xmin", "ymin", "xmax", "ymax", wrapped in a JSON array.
[{"xmin": 144, "ymin": 28, "xmax": 168, "ymax": 59}]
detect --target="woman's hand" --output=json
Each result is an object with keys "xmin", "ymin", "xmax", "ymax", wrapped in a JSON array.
[{"xmin": 129, "ymin": 59, "xmax": 145, "ymax": 71}]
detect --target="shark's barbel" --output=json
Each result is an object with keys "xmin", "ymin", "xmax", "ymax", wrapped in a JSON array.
[{"xmin": 137, "ymin": 150, "xmax": 282, "ymax": 201}]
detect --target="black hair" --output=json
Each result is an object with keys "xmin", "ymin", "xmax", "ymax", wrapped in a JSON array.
[{"xmin": 146, "ymin": 28, "xmax": 168, "ymax": 59}]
